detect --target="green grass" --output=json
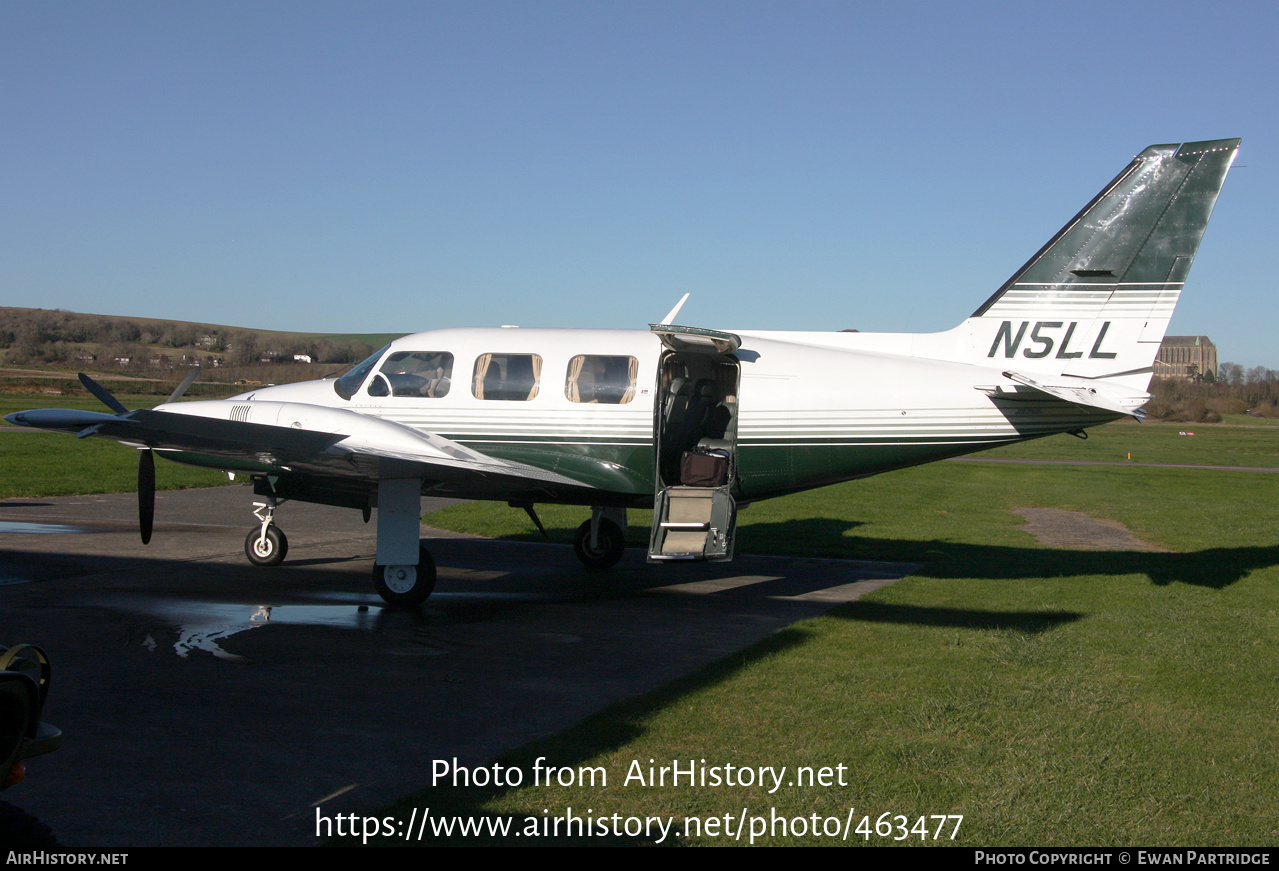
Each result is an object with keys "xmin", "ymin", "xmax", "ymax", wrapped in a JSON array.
[
  {"xmin": 0, "ymin": 433, "xmax": 229, "ymax": 497},
  {"xmin": 1220, "ymin": 413, "xmax": 1279, "ymax": 427},
  {"xmin": 981, "ymin": 418, "xmax": 1279, "ymax": 466},
  {"xmin": 388, "ymin": 551, "xmax": 1279, "ymax": 845},
  {"xmin": 0, "ymin": 396, "xmax": 232, "ymax": 496},
  {"xmin": 299, "ymin": 332, "xmax": 405, "ymax": 347},
  {"xmin": 372, "ymin": 420, "xmax": 1279, "ymax": 846}
]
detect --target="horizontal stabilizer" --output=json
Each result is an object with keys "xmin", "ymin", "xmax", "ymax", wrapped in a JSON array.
[{"xmin": 998, "ymin": 370, "xmax": 1149, "ymax": 419}]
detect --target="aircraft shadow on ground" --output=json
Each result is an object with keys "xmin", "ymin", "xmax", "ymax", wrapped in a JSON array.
[
  {"xmin": 11, "ymin": 530, "xmax": 1234, "ymax": 846},
  {"xmin": 347, "ymin": 599, "xmax": 1083, "ymax": 844},
  {"xmin": 0, "ymin": 547, "xmax": 364, "ymax": 595},
  {"xmin": 735, "ymin": 518, "xmax": 1279, "ymax": 590},
  {"xmin": 343, "ymin": 625, "xmax": 819, "ymax": 846},
  {"xmin": 345, "ymin": 522, "xmax": 1279, "ymax": 843}
]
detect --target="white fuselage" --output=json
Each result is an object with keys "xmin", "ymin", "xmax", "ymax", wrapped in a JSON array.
[{"xmin": 161, "ymin": 325, "xmax": 1117, "ymax": 502}]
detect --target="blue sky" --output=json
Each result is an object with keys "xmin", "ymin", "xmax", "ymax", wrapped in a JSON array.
[{"xmin": 3, "ymin": 1, "xmax": 1275, "ymax": 366}]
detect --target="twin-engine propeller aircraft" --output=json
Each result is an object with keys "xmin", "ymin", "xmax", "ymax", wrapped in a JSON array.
[{"xmin": 7, "ymin": 139, "xmax": 1239, "ymax": 605}]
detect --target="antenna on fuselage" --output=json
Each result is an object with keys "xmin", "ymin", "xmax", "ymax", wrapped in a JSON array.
[{"xmin": 658, "ymin": 293, "xmax": 690, "ymax": 325}]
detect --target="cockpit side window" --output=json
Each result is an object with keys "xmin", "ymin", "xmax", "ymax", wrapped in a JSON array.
[
  {"xmin": 378, "ymin": 351, "xmax": 454, "ymax": 398},
  {"xmin": 333, "ymin": 345, "xmax": 389, "ymax": 400},
  {"xmin": 565, "ymin": 355, "xmax": 638, "ymax": 404},
  {"xmin": 367, "ymin": 374, "xmax": 390, "ymax": 397}
]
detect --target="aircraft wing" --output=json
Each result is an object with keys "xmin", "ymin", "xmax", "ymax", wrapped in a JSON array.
[{"xmin": 5, "ymin": 400, "xmax": 598, "ymax": 496}]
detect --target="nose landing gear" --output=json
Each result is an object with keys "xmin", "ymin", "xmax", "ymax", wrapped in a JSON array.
[{"xmin": 244, "ymin": 498, "xmax": 288, "ymax": 567}]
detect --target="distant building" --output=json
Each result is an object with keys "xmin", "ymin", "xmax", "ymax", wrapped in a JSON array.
[{"xmin": 1155, "ymin": 335, "xmax": 1217, "ymax": 381}]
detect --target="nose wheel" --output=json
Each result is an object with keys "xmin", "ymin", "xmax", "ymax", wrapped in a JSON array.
[
  {"xmin": 373, "ymin": 543, "xmax": 436, "ymax": 605},
  {"xmin": 245, "ymin": 498, "xmax": 288, "ymax": 566},
  {"xmin": 245, "ymin": 525, "xmax": 288, "ymax": 566}
]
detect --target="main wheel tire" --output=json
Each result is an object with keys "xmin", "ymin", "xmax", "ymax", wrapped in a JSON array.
[
  {"xmin": 373, "ymin": 544, "xmax": 436, "ymax": 606},
  {"xmin": 244, "ymin": 526, "xmax": 288, "ymax": 566},
  {"xmin": 573, "ymin": 518, "xmax": 625, "ymax": 570}
]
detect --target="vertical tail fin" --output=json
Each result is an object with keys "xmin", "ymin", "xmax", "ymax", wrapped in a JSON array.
[{"xmin": 968, "ymin": 139, "xmax": 1239, "ymax": 383}]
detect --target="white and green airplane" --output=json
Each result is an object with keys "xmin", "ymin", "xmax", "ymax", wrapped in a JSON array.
[{"xmin": 6, "ymin": 138, "xmax": 1240, "ymax": 605}]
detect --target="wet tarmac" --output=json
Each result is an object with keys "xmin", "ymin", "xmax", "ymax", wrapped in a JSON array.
[{"xmin": 0, "ymin": 487, "xmax": 914, "ymax": 847}]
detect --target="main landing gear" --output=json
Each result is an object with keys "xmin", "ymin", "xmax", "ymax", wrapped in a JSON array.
[
  {"xmin": 572, "ymin": 507, "xmax": 626, "ymax": 570},
  {"xmin": 242, "ymin": 493, "xmax": 437, "ymax": 606},
  {"xmin": 372, "ymin": 543, "xmax": 437, "ymax": 606}
]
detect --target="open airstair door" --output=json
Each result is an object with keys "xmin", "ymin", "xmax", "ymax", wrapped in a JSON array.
[{"xmin": 648, "ymin": 325, "xmax": 741, "ymax": 562}]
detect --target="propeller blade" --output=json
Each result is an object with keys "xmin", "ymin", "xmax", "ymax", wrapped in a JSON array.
[
  {"xmin": 167, "ymin": 367, "xmax": 200, "ymax": 403},
  {"xmin": 138, "ymin": 449, "xmax": 155, "ymax": 545},
  {"xmin": 78, "ymin": 373, "xmax": 129, "ymax": 415}
]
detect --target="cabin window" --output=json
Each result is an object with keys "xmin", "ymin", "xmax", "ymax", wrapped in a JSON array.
[
  {"xmin": 472, "ymin": 353, "xmax": 542, "ymax": 401},
  {"xmin": 377, "ymin": 351, "xmax": 453, "ymax": 398},
  {"xmin": 565, "ymin": 355, "xmax": 638, "ymax": 404}
]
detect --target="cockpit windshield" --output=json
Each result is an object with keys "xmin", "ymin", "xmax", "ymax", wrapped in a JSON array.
[{"xmin": 333, "ymin": 345, "xmax": 389, "ymax": 400}]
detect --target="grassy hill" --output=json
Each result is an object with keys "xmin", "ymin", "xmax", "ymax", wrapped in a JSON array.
[{"xmin": 0, "ymin": 305, "xmax": 404, "ymax": 397}]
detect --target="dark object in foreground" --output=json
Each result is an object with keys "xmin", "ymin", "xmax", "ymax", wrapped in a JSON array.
[{"xmin": 1, "ymin": 644, "xmax": 62, "ymax": 848}]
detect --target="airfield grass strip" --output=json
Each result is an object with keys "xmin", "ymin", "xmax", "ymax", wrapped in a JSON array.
[
  {"xmin": 980, "ymin": 418, "xmax": 1279, "ymax": 467},
  {"xmin": 0, "ymin": 431, "xmax": 229, "ymax": 497},
  {"xmin": 387, "ymin": 423, "xmax": 1279, "ymax": 846},
  {"xmin": 0, "ymin": 394, "xmax": 232, "ymax": 497},
  {"xmin": 369, "ymin": 554, "xmax": 1279, "ymax": 845}
]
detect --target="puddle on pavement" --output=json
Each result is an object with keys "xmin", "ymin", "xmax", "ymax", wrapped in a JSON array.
[
  {"xmin": 95, "ymin": 590, "xmax": 546, "ymax": 660},
  {"xmin": 0, "ymin": 521, "xmax": 96, "ymax": 534},
  {"xmin": 104, "ymin": 598, "xmax": 393, "ymax": 661}
]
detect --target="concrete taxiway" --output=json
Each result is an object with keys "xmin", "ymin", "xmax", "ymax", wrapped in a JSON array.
[{"xmin": 1, "ymin": 486, "xmax": 913, "ymax": 847}]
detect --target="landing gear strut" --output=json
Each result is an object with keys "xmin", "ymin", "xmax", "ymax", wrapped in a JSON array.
[{"xmin": 245, "ymin": 498, "xmax": 288, "ymax": 566}]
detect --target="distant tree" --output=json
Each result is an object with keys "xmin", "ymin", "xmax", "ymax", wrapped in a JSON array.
[
  {"xmin": 111, "ymin": 319, "xmax": 141, "ymax": 343},
  {"xmin": 229, "ymin": 332, "xmax": 260, "ymax": 366},
  {"xmin": 169, "ymin": 323, "xmax": 199, "ymax": 347}
]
